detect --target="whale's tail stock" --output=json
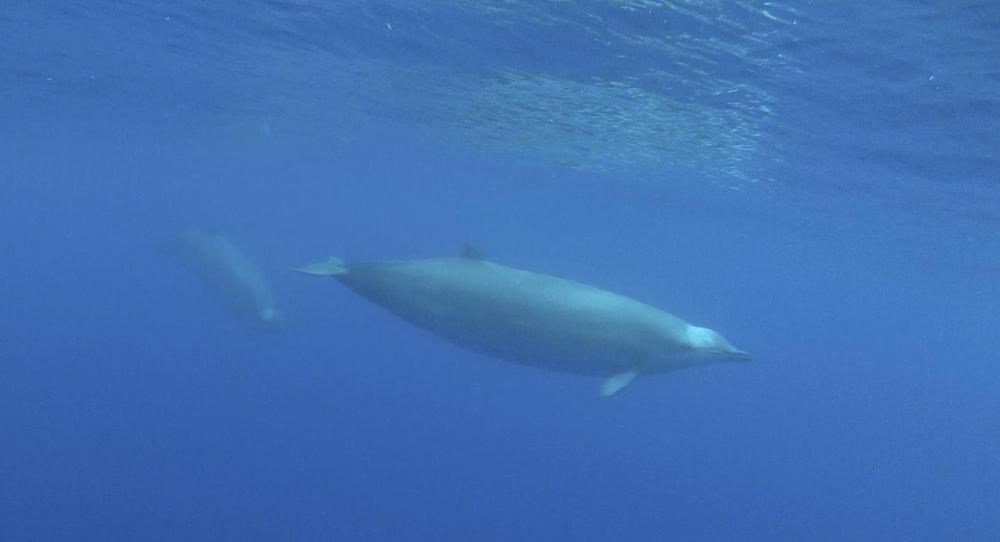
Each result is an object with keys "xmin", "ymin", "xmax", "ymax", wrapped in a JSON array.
[{"xmin": 294, "ymin": 257, "xmax": 347, "ymax": 277}]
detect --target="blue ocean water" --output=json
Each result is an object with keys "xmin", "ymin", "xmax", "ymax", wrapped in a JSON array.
[{"xmin": 2, "ymin": 1, "xmax": 999, "ymax": 540}]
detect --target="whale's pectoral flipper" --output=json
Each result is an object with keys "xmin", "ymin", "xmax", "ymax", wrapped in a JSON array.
[
  {"xmin": 295, "ymin": 257, "xmax": 346, "ymax": 277},
  {"xmin": 600, "ymin": 370, "xmax": 639, "ymax": 397}
]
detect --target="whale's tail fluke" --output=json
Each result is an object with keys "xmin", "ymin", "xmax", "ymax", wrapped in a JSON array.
[{"xmin": 295, "ymin": 257, "xmax": 347, "ymax": 277}]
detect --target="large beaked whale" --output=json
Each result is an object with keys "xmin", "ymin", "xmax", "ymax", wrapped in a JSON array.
[
  {"xmin": 297, "ymin": 247, "xmax": 748, "ymax": 395},
  {"xmin": 171, "ymin": 230, "xmax": 283, "ymax": 331}
]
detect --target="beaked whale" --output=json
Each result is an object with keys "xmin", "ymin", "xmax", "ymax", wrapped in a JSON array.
[
  {"xmin": 171, "ymin": 230, "xmax": 283, "ymax": 331},
  {"xmin": 297, "ymin": 247, "xmax": 748, "ymax": 395}
]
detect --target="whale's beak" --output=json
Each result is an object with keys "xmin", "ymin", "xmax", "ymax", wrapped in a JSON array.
[{"xmin": 728, "ymin": 348, "xmax": 751, "ymax": 361}]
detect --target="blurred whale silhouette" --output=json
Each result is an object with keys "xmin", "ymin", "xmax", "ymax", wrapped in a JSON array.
[
  {"xmin": 169, "ymin": 230, "xmax": 283, "ymax": 332},
  {"xmin": 297, "ymin": 246, "xmax": 747, "ymax": 396}
]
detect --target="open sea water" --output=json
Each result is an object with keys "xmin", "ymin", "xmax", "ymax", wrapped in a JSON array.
[{"xmin": 1, "ymin": 1, "xmax": 999, "ymax": 540}]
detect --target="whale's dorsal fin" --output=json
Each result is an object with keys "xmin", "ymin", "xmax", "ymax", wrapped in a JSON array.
[
  {"xmin": 600, "ymin": 370, "xmax": 638, "ymax": 397},
  {"xmin": 460, "ymin": 244, "xmax": 485, "ymax": 261}
]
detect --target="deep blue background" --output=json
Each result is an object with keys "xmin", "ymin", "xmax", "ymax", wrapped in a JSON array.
[{"xmin": 2, "ymin": 1, "xmax": 999, "ymax": 540}]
